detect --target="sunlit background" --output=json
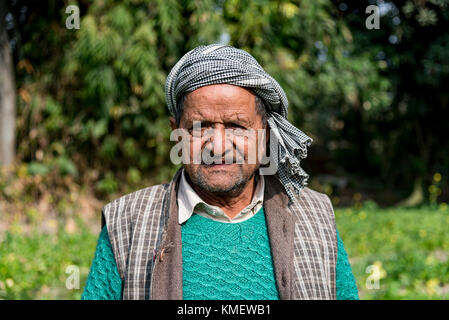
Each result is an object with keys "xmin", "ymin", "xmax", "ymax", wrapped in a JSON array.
[{"xmin": 0, "ymin": 0, "xmax": 448, "ymax": 299}]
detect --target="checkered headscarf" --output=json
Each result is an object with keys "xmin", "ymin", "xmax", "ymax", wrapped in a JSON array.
[{"xmin": 165, "ymin": 44, "xmax": 312, "ymax": 200}]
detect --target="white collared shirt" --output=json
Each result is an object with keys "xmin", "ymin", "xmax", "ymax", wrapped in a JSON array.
[{"xmin": 177, "ymin": 169, "xmax": 265, "ymax": 224}]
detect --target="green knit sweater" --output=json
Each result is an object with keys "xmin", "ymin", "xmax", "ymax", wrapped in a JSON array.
[
  {"xmin": 182, "ymin": 208, "xmax": 279, "ymax": 300},
  {"xmin": 82, "ymin": 211, "xmax": 358, "ymax": 300}
]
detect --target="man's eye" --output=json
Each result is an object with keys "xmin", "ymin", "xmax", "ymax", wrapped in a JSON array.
[
  {"xmin": 228, "ymin": 125, "xmax": 249, "ymax": 137},
  {"xmin": 188, "ymin": 126, "xmax": 205, "ymax": 137},
  {"xmin": 229, "ymin": 123, "xmax": 245, "ymax": 129}
]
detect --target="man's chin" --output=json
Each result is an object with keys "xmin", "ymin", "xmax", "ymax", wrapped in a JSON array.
[
  {"xmin": 184, "ymin": 163, "xmax": 256, "ymax": 196},
  {"xmin": 198, "ymin": 175, "xmax": 239, "ymax": 193},
  {"xmin": 196, "ymin": 167, "xmax": 245, "ymax": 194}
]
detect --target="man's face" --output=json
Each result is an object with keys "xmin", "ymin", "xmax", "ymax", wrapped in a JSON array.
[{"xmin": 170, "ymin": 84, "xmax": 266, "ymax": 197}]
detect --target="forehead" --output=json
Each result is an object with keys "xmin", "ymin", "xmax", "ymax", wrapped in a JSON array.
[{"xmin": 181, "ymin": 84, "xmax": 258, "ymax": 122}]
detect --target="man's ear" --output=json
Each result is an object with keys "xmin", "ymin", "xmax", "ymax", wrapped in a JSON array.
[{"xmin": 169, "ymin": 117, "xmax": 177, "ymax": 130}]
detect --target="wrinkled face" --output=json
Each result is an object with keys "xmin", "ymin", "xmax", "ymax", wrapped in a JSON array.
[{"xmin": 171, "ymin": 84, "xmax": 267, "ymax": 197}]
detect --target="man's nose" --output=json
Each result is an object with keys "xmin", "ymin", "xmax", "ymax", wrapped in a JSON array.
[{"xmin": 207, "ymin": 126, "xmax": 227, "ymax": 155}]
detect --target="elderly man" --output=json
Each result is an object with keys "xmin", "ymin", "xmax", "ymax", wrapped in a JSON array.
[{"xmin": 82, "ymin": 44, "xmax": 358, "ymax": 300}]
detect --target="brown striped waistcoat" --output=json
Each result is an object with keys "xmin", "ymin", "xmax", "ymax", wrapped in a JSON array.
[{"xmin": 101, "ymin": 169, "xmax": 338, "ymax": 300}]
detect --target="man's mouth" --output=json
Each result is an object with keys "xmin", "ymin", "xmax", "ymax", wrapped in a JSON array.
[{"xmin": 202, "ymin": 163, "xmax": 236, "ymax": 168}]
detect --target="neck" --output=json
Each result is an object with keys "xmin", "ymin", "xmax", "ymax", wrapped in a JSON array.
[{"xmin": 189, "ymin": 175, "xmax": 257, "ymax": 220}]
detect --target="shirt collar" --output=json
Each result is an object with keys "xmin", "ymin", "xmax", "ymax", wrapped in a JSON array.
[{"xmin": 177, "ymin": 169, "xmax": 265, "ymax": 224}]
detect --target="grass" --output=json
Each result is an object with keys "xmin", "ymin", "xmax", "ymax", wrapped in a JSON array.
[
  {"xmin": 0, "ymin": 217, "xmax": 98, "ymax": 300},
  {"xmin": 1, "ymin": 202, "xmax": 448, "ymax": 299},
  {"xmin": 335, "ymin": 202, "xmax": 449, "ymax": 299}
]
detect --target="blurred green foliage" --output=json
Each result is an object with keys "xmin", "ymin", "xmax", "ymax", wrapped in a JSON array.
[
  {"xmin": 0, "ymin": 218, "xmax": 97, "ymax": 299},
  {"xmin": 336, "ymin": 0, "xmax": 449, "ymax": 202},
  {"xmin": 6, "ymin": 0, "xmax": 448, "ymax": 203},
  {"xmin": 6, "ymin": 0, "xmax": 395, "ymax": 199},
  {"xmin": 336, "ymin": 203, "xmax": 449, "ymax": 299}
]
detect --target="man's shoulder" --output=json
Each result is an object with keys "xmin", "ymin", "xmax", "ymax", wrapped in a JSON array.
[
  {"xmin": 301, "ymin": 186, "xmax": 331, "ymax": 200},
  {"xmin": 300, "ymin": 186, "xmax": 333, "ymax": 208},
  {"xmin": 103, "ymin": 182, "xmax": 170, "ymax": 213}
]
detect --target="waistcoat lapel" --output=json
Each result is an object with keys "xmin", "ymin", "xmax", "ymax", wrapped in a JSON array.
[
  {"xmin": 263, "ymin": 174, "xmax": 295, "ymax": 299},
  {"xmin": 151, "ymin": 169, "xmax": 183, "ymax": 299},
  {"xmin": 264, "ymin": 174, "xmax": 337, "ymax": 300}
]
